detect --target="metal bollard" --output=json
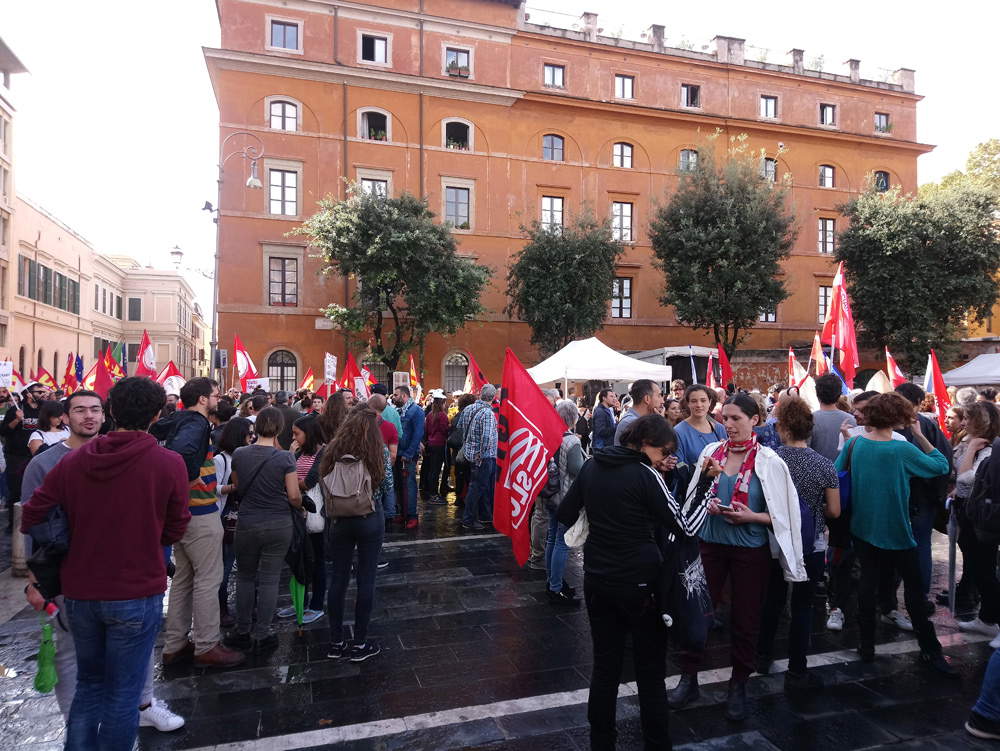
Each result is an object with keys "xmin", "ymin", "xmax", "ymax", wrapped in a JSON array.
[{"xmin": 10, "ymin": 503, "xmax": 27, "ymax": 577}]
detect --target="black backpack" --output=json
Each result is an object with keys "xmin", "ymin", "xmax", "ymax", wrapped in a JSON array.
[{"xmin": 965, "ymin": 454, "xmax": 1000, "ymax": 544}]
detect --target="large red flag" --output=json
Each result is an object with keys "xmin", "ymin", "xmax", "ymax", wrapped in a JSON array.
[
  {"xmin": 156, "ymin": 361, "xmax": 186, "ymax": 397},
  {"xmin": 885, "ymin": 347, "xmax": 907, "ymax": 388},
  {"xmin": 494, "ymin": 348, "xmax": 566, "ymax": 566},
  {"xmin": 92, "ymin": 358, "xmax": 115, "ymax": 399},
  {"xmin": 233, "ymin": 334, "xmax": 259, "ymax": 391},
  {"xmin": 36, "ymin": 367, "xmax": 58, "ymax": 390},
  {"xmin": 706, "ymin": 353, "xmax": 717, "ymax": 390},
  {"xmin": 135, "ymin": 330, "xmax": 157, "ymax": 378},
  {"xmin": 339, "ymin": 353, "xmax": 371, "ymax": 399},
  {"xmin": 464, "ymin": 353, "xmax": 489, "ymax": 394},
  {"xmin": 61, "ymin": 354, "xmax": 78, "ymax": 394},
  {"xmin": 820, "ymin": 263, "xmax": 859, "ymax": 386},
  {"xmin": 925, "ymin": 350, "xmax": 953, "ymax": 438},
  {"xmin": 716, "ymin": 342, "xmax": 733, "ymax": 388}
]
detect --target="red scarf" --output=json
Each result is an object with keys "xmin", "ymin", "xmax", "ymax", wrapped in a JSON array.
[{"xmin": 709, "ymin": 434, "xmax": 760, "ymax": 507}]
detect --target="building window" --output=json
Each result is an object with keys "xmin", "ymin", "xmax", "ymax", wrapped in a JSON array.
[
  {"xmin": 0, "ymin": 324, "xmax": 6, "ymax": 347},
  {"xmin": 127, "ymin": 343, "xmax": 140, "ymax": 363},
  {"xmin": 614, "ymin": 74, "xmax": 634, "ymax": 100},
  {"xmin": 115, "ymin": 295, "xmax": 122, "ymax": 320},
  {"xmin": 681, "ymin": 83, "xmax": 701, "ymax": 108},
  {"xmin": 759, "ymin": 307, "xmax": 777, "ymax": 323},
  {"xmin": 269, "ymin": 100, "xmax": 298, "ymax": 131},
  {"xmin": 761, "ymin": 157, "xmax": 777, "ymax": 183},
  {"xmin": 444, "ymin": 121, "xmax": 470, "ymax": 150},
  {"xmin": 679, "ymin": 149, "xmax": 698, "ymax": 172},
  {"xmin": 0, "ymin": 117, "xmax": 6, "ymax": 155},
  {"xmin": 543, "ymin": 63, "xmax": 564, "ymax": 88},
  {"xmin": 360, "ymin": 34, "xmax": 389, "ymax": 64},
  {"xmin": 874, "ymin": 170, "xmax": 890, "ymax": 192},
  {"xmin": 611, "ymin": 202, "xmax": 633, "ymax": 243},
  {"xmin": 361, "ymin": 359, "xmax": 389, "ymax": 386},
  {"xmin": 818, "ymin": 164, "xmax": 835, "ymax": 188},
  {"xmin": 874, "ymin": 112, "xmax": 891, "ymax": 133},
  {"xmin": 128, "ymin": 297, "xmax": 142, "ymax": 321},
  {"xmin": 269, "ymin": 20, "xmax": 300, "ymax": 51},
  {"xmin": 760, "ymin": 95, "xmax": 778, "ymax": 118},
  {"xmin": 541, "ymin": 196, "xmax": 564, "ymax": 233},
  {"xmin": 360, "ymin": 178, "xmax": 388, "ymax": 196},
  {"xmin": 611, "ymin": 277, "xmax": 632, "ymax": 319},
  {"xmin": 102, "ymin": 287, "xmax": 107, "ymax": 314},
  {"xmin": 0, "ymin": 165, "xmax": 8, "ymax": 202},
  {"xmin": 18, "ymin": 256, "xmax": 78, "ymax": 313},
  {"xmin": 819, "ymin": 103, "xmax": 836, "ymax": 126},
  {"xmin": 0, "ymin": 211, "xmax": 7, "ymax": 247},
  {"xmin": 444, "ymin": 186, "xmax": 471, "ymax": 229},
  {"xmin": 818, "ymin": 285, "xmax": 832, "ymax": 324},
  {"xmin": 267, "ymin": 350, "xmax": 297, "ymax": 393},
  {"xmin": 542, "ymin": 134, "xmax": 564, "ymax": 161},
  {"xmin": 360, "ymin": 110, "xmax": 388, "ymax": 141},
  {"xmin": 268, "ymin": 257, "xmax": 298, "ymax": 306},
  {"xmin": 818, "ymin": 218, "xmax": 836, "ymax": 254},
  {"xmin": 445, "ymin": 47, "xmax": 470, "ymax": 77},
  {"xmin": 443, "ymin": 352, "xmax": 469, "ymax": 394},
  {"xmin": 269, "ymin": 169, "xmax": 298, "ymax": 215},
  {"xmin": 612, "ymin": 142, "xmax": 633, "ymax": 169}
]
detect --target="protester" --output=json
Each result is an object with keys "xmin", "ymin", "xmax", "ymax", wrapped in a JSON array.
[
  {"xmin": 372, "ymin": 383, "xmax": 402, "ymax": 435},
  {"xmin": 613, "ymin": 379, "xmax": 664, "ymax": 446},
  {"xmin": 457, "ymin": 385, "xmax": 499, "ymax": 531},
  {"xmin": 391, "ymin": 385, "xmax": 425, "ymax": 529},
  {"xmin": 22, "ymin": 378, "xmax": 191, "ymax": 749},
  {"xmin": 27, "ymin": 400, "xmax": 69, "ymax": 454},
  {"xmin": 665, "ymin": 398, "xmax": 683, "ymax": 427},
  {"xmin": 956, "ymin": 386, "xmax": 979, "ymax": 408},
  {"xmin": 450, "ymin": 393, "xmax": 477, "ymax": 505},
  {"xmin": 674, "ymin": 384, "xmax": 727, "ymax": 466},
  {"xmin": 157, "ymin": 377, "xmax": 245, "ymax": 669},
  {"xmin": 321, "ymin": 407, "xmax": 393, "ymax": 662},
  {"xmin": 836, "ymin": 393, "xmax": 955, "ymax": 675},
  {"xmin": 756, "ymin": 396, "xmax": 840, "ymax": 690},
  {"xmin": 575, "ymin": 397, "xmax": 592, "ymax": 454},
  {"xmin": 421, "ymin": 389, "xmax": 449, "ymax": 505},
  {"xmin": 947, "ymin": 406, "xmax": 968, "ymax": 448},
  {"xmin": 318, "ymin": 390, "xmax": 350, "ymax": 444},
  {"xmin": 273, "ymin": 390, "xmax": 301, "ymax": 450},
  {"xmin": 283, "ymin": 415, "xmax": 326, "ymax": 623},
  {"xmin": 2, "ymin": 381, "xmax": 46, "ymax": 530},
  {"xmin": 590, "ymin": 389, "xmax": 618, "ymax": 451},
  {"xmin": 245, "ymin": 393, "xmax": 269, "ymax": 424},
  {"xmin": 214, "ymin": 416, "xmax": 253, "ymax": 629},
  {"xmin": 810, "ymin": 374, "xmax": 856, "ymax": 461},
  {"xmin": 210, "ymin": 400, "xmax": 237, "ymax": 449},
  {"xmin": 981, "ymin": 388, "xmax": 1000, "ymax": 403},
  {"xmin": 558, "ymin": 414, "xmax": 708, "ymax": 750},
  {"xmin": 670, "ymin": 378, "xmax": 687, "ymax": 400},
  {"xmin": 545, "ymin": 400, "xmax": 586, "ymax": 606},
  {"xmin": 670, "ymin": 393, "xmax": 806, "ymax": 721}
]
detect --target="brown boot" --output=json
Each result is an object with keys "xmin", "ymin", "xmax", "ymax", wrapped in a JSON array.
[
  {"xmin": 194, "ymin": 643, "xmax": 246, "ymax": 668},
  {"xmin": 161, "ymin": 641, "xmax": 195, "ymax": 666}
]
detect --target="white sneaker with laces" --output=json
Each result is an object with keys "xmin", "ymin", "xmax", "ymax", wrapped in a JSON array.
[
  {"xmin": 958, "ymin": 617, "xmax": 1000, "ymax": 637},
  {"xmin": 826, "ymin": 608, "xmax": 845, "ymax": 632},
  {"xmin": 880, "ymin": 610, "xmax": 914, "ymax": 632},
  {"xmin": 276, "ymin": 606, "xmax": 297, "ymax": 619},
  {"xmin": 139, "ymin": 698, "xmax": 185, "ymax": 732}
]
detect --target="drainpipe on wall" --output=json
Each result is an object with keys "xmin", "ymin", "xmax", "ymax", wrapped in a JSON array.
[{"xmin": 341, "ymin": 82, "xmax": 350, "ymax": 362}]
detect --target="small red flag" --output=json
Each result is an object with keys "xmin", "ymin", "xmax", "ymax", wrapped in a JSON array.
[
  {"xmin": 464, "ymin": 353, "xmax": 489, "ymax": 394},
  {"xmin": 820, "ymin": 263, "xmax": 859, "ymax": 385},
  {"xmin": 885, "ymin": 347, "xmax": 907, "ymax": 388},
  {"xmin": 92, "ymin": 358, "xmax": 115, "ymax": 399},
  {"xmin": 233, "ymin": 334, "xmax": 259, "ymax": 391},
  {"xmin": 61, "ymin": 354, "xmax": 78, "ymax": 394},
  {"xmin": 810, "ymin": 332, "xmax": 829, "ymax": 376},
  {"xmin": 135, "ymin": 330, "xmax": 157, "ymax": 378},
  {"xmin": 716, "ymin": 343, "xmax": 733, "ymax": 388},
  {"xmin": 494, "ymin": 348, "xmax": 566, "ymax": 566},
  {"xmin": 706, "ymin": 353, "xmax": 717, "ymax": 390},
  {"xmin": 926, "ymin": 350, "xmax": 953, "ymax": 438},
  {"xmin": 299, "ymin": 367, "xmax": 316, "ymax": 391}
]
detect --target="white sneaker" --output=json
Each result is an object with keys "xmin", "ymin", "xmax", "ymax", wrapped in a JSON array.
[
  {"xmin": 826, "ymin": 608, "xmax": 845, "ymax": 631},
  {"xmin": 139, "ymin": 698, "xmax": 185, "ymax": 732},
  {"xmin": 880, "ymin": 610, "xmax": 914, "ymax": 632},
  {"xmin": 958, "ymin": 617, "xmax": 1000, "ymax": 637},
  {"xmin": 301, "ymin": 609, "xmax": 324, "ymax": 624},
  {"xmin": 276, "ymin": 606, "xmax": 297, "ymax": 619}
]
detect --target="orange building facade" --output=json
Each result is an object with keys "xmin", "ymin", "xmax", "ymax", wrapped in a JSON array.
[{"xmin": 206, "ymin": 0, "xmax": 930, "ymax": 393}]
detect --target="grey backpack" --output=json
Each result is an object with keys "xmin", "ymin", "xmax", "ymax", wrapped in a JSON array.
[{"xmin": 320, "ymin": 454, "xmax": 375, "ymax": 518}]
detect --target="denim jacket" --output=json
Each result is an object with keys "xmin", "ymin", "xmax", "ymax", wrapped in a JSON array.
[{"xmin": 397, "ymin": 401, "xmax": 425, "ymax": 461}]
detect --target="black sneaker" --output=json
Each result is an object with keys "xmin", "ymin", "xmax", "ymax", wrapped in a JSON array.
[
  {"xmin": 461, "ymin": 521, "xmax": 484, "ymax": 531},
  {"xmin": 349, "ymin": 641, "xmax": 382, "ymax": 662},
  {"xmin": 966, "ymin": 710, "xmax": 1000, "ymax": 740},
  {"xmin": 547, "ymin": 588, "xmax": 580, "ymax": 608},
  {"xmin": 784, "ymin": 670, "xmax": 824, "ymax": 691},
  {"xmin": 224, "ymin": 632, "xmax": 252, "ymax": 651},
  {"xmin": 377, "ymin": 560, "xmax": 390, "ymax": 570},
  {"xmin": 919, "ymin": 651, "xmax": 959, "ymax": 679},
  {"xmin": 427, "ymin": 495, "xmax": 447, "ymax": 505},
  {"xmin": 327, "ymin": 641, "xmax": 349, "ymax": 659},
  {"xmin": 253, "ymin": 634, "xmax": 279, "ymax": 653}
]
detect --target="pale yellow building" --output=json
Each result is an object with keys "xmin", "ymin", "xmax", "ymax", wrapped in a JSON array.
[{"xmin": 0, "ymin": 38, "xmax": 28, "ymax": 356}]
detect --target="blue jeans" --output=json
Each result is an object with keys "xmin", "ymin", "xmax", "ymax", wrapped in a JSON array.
[
  {"xmin": 392, "ymin": 458, "xmax": 418, "ymax": 518},
  {"xmin": 974, "ymin": 648, "xmax": 1000, "ymax": 721},
  {"xmin": 462, "ymin": 458, "xmax": 496, "ymax": 526},
  {"xmin": 911, "ymin": 498, "xmax": 935, "ymax": 596},
  {"xmin": 327, "ymin": 509, "xmax": 384, "ymax": 643},
  {"xmin": 758, "ymin": 551, "xmax": 825, "ymax": 674},
  {"xmin": 544, "ymin": 508, "xmax": 570, "ymax": 593},
  {"xmin": 64, "ymin": 594, "xmax": 164, "ymax": 751}
]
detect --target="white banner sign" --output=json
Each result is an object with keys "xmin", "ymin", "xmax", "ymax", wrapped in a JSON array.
[
  {"xmin": 392, "ymin": 371, "xmax": 409, "ymax": 390},
  {"xmin": 246, "ymin": 377, "xmax": 270, "ymax": 392},
  {"xmin": 324, "ymin": 352, "xmax": 337, "ymax": 384},
  {"xmin": 352, "ymin": 376, "xmax": 370, "ymax": 401},
  {"xmin": 0, "ymin": 361, "xmax": 13, "ymax": 388}
]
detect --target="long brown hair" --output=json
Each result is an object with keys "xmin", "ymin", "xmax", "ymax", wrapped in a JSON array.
[
  {"xmin": 318, "ymin": 391, "xmax": 350, "ymax": 443},
  {"xmin": 319, "ymin": 406, "xmax": 385, "ymax": 486}
]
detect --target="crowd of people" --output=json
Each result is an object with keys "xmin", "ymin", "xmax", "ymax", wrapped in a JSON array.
[{"xmin": 7, "ymin": 368, "xmax": 1000, "ymax": 749}]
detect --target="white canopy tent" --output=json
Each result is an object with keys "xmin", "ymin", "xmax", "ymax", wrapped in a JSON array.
[
  {"xmin": 527, "ymin": 337, "xmax": 674, "ymax": 386},
  {"xmin": 942, "ymin": 354, "xmax": 1000, "ymax": 387}
]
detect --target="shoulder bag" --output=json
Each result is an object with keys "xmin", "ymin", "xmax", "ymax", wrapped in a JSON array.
[
  {"xmin": 826, "ymin": 437, "xmax": 857, "ymax": 548},
  {"xmin": 222, "ymin": 449, "xmax": 274, "ymax": 544}
]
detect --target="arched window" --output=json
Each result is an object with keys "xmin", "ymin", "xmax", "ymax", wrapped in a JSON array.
[
  {"xmin": 269, "ymin": 100, "xmax": 298, "ymax": 131},
  {"xmin": 444, "ymin": 120, "xmax": 471, "ymax": 150},
  {"xmin": 819, "ymin": 164, "xmax": 836, "ymax": 188},
  {"xmin": 359, "ymin": 109, "xmax": 390, "ymax": 141},
  {"xmin": 542, "ymin": 134, "xmax": 564, "ymax": 161},
  {"xmin": 267, "ymin": 350, "xmax": 297, "ymax": 394},
  {"xmin": 18, "ymin": 346, "xmax": 24, "ymax": 376},
  {"xmin": 361, "ymin": 359, "xmax": 389, "ymax": 387},
  {"xmin": 874, "ymin": 170, "xmax": 890, "ymax": 192},
  {"xmin": 761, "ymin": 157, "xmax": 777, "ymax": 183},
  {"xmin": 443, "ymin": 352, "xmax": 469, "ymax": 394},
  {"xmin": 679, "ymin": 149, "xmax": 698, "ymax": 172},
  {"xmin": 612, "ymin": 142, "xmax": 633, "ymax": 168},
  {"xmin": 37, "ymin": 349, "xmax": 44, "ymax": 373},
  {"xmin": 53, "ymin": 352, "xmax": 59, "ymax": 378}
]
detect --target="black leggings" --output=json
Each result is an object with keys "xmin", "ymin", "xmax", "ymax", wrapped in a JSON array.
[{"xmin": 326, "ymin": 511, "xmax": 384, "ymax": 644}]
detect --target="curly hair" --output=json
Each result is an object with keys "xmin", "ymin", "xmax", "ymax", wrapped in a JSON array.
[
  {"xmin": 965, "ymin": 402, "xmax": 1000, "ymax": 443},
  {"xmin": 776, "ymin": 396, "xmax": 813, "ymax": 442},
  {"xmin": 108, "ymin": 377, "xmax": 166, "ymax": 430},
  {"xmin": 861, "ymin": 393, "xmax": 914, "ymax": 430},
  {"xmin": 319, "ymin": 406, "xmax": 386, "ymax": 486}
]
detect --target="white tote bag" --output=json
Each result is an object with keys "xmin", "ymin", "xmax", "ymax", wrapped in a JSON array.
[
  {"xmin": 563, "ymin": 509, "xmax": 589, "ymax": 548},
  {"xmin": 305, "ymin": 484, "xmax": 326, "ymax": 533}
]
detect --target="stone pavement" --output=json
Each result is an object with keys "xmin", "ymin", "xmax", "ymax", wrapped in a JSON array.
[{"xmin": 0, "ymin": 498, "xmax": 994, "ymax": 751}]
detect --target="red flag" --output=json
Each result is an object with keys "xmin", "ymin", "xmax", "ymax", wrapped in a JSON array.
[
  {"xmin": 810, "ymin": 332, "xmax": 828, "ymax": 376},
  {"xmin": 339, "ymin": 354, "xmax": 371, "ymax": 399},
  {"xmin": 788, "ymin": 348, "xmax": 808, "ymax": 388},
  {"xmin": 135, "ymin": 330, "xmax": 157, "ymax": 378},
  {"xmin": 706, "ymin": 353, "xmax": 717, "ymax": 390},
  {"xmin": 36, "ymin": 367, "xmax": 58, "ymax": 390},
  {"xmin": 494, "ymin": 348, "xmax": 566, "ymax": 566},
  {"xmin": 92, "ymin": 358, "xmax": 115, "ymax": 399},
  {"xmin": 233, "ymin": 334, "xmax": 259, "ymax": 391},
  {"xmin": 820, "ymin": 263, "xmax": 859, "ymax": 386},
  {"xmin": 103, "ymin": 347, "xmax": 125, "ymax": 381},
  {"xmin": 11, "ymin": 369, "xmax": 26, "ymax": 394},
  {"xmin": 156, "ymin": 361, "xmax": 186, "ymax": 397},
  {"xmin": 926, "ymin": 350, "xmax": 953, "ymax": 438},
  {"xmin": 885, "ymin": 347, "xmax": 907, "ymax": 388},
  {"xmin": 716, "ymin": 342, "xmax": 733, "ymax": 388},
  {"xmin": 464, "ymin": 353, "xmax": 489, "ymax": 394},
  {"xmin": 62, "ymin": 354, "xmax": 78, "ymax": 394},
  {"xmin": 299, "ymin": 367, "xmax": 316, "ymax": 391}
]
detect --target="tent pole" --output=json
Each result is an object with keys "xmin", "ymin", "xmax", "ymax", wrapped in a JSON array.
[{"xmin": 563, "ymin": 377, "xmax": 568, "ymax": 401}]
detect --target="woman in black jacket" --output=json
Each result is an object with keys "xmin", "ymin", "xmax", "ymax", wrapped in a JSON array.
[{"xmin": 557, "ymin": 414, "xmax": 708, "ymax": 751}]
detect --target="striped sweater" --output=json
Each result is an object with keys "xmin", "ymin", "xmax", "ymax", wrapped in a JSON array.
[{"xmin": 189, "ymin": 450, "xmax": 218, "ymax": 515}]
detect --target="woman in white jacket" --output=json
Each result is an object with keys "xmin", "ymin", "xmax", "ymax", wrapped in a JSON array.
[{"xmin": 668, "ymin": 392, "xmax": 805, "ymax": 722}]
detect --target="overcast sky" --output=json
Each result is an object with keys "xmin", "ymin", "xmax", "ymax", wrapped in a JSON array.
[{"xmin": 3, "ymin": 0, "xmax": 995, "ymax": 309}]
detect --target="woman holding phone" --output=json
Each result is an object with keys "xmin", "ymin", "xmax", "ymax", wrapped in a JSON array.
[{"xmin": 669, "ymin": 393, "xmax": 805, "ymax": 722}]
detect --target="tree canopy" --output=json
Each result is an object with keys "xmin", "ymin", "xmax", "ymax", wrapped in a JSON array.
[
  {"xmin": 648, "ymin": 134, "xmax": 797, "ymax": 356},
  {"xmin": 296, "ymin": 188, "xmax": 491, "ymax": 371},
  {"xmin": 921, "ymin": 138, "xmax": 1000, "ymax": 199},
  {"xmin": 505, "ymin": 210, "xmax": 624, "ymax": 356},
  {"xmin": 837, "ymin": 180, "xmax": 1000, "ymax": 371}
]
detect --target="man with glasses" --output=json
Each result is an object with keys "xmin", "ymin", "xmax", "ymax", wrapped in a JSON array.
[
  {"xmin": 153, "ymin": 378, "xmax": 245, "ymax": 668},
  {"xmin": 1, "ymin": 382, "xmax": 46, "ymax": 531}
]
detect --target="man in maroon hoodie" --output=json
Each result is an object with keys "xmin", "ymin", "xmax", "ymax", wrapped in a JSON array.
[{"xmin": 22, "ymin": 377, "xmax": 190, "ymax": 751}]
